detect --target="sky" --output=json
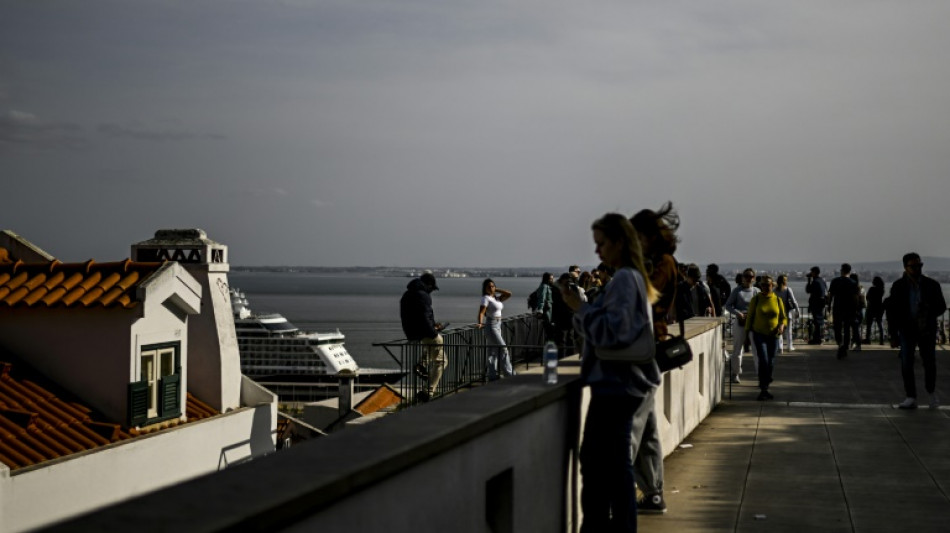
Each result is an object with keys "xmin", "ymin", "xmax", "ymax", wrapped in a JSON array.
[{"xmin": 3, "ymin": 1, "xmax": 950, "ymax": 268}]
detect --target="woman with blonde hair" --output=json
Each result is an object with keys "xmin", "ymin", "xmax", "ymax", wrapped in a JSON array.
[
  {"xmin": 746, "ymin": 275, "xmax": 788, "ymax": 400},
  {"xmin": 562, "ymin": 213, "xmax": 659, "ymax": 530}
]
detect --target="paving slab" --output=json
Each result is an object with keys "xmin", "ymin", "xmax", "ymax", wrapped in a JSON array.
[{"xmin": 639, "ymin": 342, "xmax": 950, "ymax": 532}]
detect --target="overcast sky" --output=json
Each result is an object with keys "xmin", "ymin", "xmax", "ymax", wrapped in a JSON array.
[{"xmin": 3, "ymin": 1, "xmax": 949, "ymax": 268}]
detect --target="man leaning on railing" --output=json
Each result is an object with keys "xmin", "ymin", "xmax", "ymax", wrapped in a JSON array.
[{"xmin": 400, "ymin": 272, "xmax": 447, "ymax": 403}]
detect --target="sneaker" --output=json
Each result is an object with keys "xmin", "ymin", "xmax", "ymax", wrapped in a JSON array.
[
  {"xmin": 898, "ymin": 397, "xmax": 917, "ymax": 410},
  {"xmin": 788, "ymin": 345, "xmax": 796, "ymax": 352},
  {"xmin": 414, "ymin": 362, "xmax": 429, "ymax": 379},
  {"xmin": 416, "ymin": 390, "xmax": 431, "ymax": 403},
  {"xmin": 730, "ymin": 374, "xmax": 740, "ymax": 384},
  {"xmin": 930, "ymin": 392, "xmax": 939, "ymax": 410},
  {"xmin": 836, "ymin": 346, "xmax": 848, "ymax": 359},
  {"xmin": 757, "ymin": 390, "xmax": 773, "ymax": 401},
  {"xmin": 638, "ymin": 493, "xmax": 667, "ymax": 514}
]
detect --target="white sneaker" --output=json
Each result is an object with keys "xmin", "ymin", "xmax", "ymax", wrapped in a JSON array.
[
  {"xmin": 930, "ymin": 392, "xmax": 939, "ymax": 410},
  {"xmin": 898, "ymin": 397, "xmax": 918, "ymax": 410},
  {"xmin": 788, "ymin": 345, "xmax": 796, "ymax": 352}
]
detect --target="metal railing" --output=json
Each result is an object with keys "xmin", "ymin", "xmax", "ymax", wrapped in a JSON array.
[
  {"xmin": 374, "ymin": 313, "xmax": 548, "ymax": 405},
  {"xmin": 722, "ymin": 308, "xmax": 950, "ymax": 346}
]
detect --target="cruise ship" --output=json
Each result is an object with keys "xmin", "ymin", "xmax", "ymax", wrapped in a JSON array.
[{"xmin": 231, "ymin": 289, "xmax": 403, "ymax": 384}]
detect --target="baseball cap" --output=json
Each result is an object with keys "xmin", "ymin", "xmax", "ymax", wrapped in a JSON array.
[{"xmin": 420, "ymin": 272, "xmax": 439, "ymax": 290}]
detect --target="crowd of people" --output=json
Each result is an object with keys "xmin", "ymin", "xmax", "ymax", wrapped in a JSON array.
[{"xmin": 398, "ymin": 202, "xmax": 947, "ymax": 532}]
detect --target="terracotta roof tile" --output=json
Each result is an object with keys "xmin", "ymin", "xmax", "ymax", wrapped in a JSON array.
[
  {"xmin": 0, "ymin": 259, "xmax": 166, "ymax": 309},
  {"xmin": 0, "ymin": 361, "xmax": 219, "ymax": 471}
]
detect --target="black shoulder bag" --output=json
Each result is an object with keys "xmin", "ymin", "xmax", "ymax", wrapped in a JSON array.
[{"xmin": 655, "ymin": 320, "xmax": 693, "ymax": 373}]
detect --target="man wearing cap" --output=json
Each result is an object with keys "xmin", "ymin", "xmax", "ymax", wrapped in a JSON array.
[
  {"xmin": 400, "ymin": 272, "xmax": 446, "ymax": 402},
  {"xmin": 805, "ymin": 266, "xmax": 828, "ymax": 344}
]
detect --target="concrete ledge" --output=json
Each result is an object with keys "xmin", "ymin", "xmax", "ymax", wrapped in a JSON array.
[{"xmin": 45, "ymin": 375, "xmax": 584, "ymax": 532}]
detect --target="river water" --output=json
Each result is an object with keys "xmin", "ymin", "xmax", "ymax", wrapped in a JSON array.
[
  {"xmin": 228, "ymin": 271, "xmax": 543, "ymax": 370},
  {"xmin": 227, "ymin": 271, "xmax": 949, "ymax": 370}
]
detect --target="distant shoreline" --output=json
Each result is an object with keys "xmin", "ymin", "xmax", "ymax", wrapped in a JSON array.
[{"xmin": 231, "ymin": 262, "xmax": 950, "ymax": 285}]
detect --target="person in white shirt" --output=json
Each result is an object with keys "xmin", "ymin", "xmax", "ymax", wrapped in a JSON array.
[
  {"xmin": 724, "ymin": 268, "xmax": 760, "ymax": 383},
  {"xmin": 477, "ymin": 279, "xmax": 515, "ymax": 380}
]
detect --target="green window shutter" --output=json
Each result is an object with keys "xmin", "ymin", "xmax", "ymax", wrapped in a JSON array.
[
  {"xmin": 160, "ymin": 373, "xmax": 181, "ymax": 418},
  {"xmin": 129, "ymin": 381, "xmax": 148, "ymax": 426}
]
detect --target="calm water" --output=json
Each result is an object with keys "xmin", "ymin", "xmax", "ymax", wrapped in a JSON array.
[
  {"xmin": 226, "ymin": 272, "xmax": 950, "ymax": 370},
  {"xmin": 228, "ymin": 272, "xmax": 543, "ymax": 370}
]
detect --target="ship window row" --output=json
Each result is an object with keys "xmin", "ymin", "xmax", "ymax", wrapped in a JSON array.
[
  {"xmin": 239, "ymin": 346, "xmax": 316, "ymax": 354},
  {"xmin": 238, "ymin": 338, "xmax": 315, "ymax": 346},
  {"xmin": 241, "ymin": 358, "xmax": 326, "ymax": 366}
]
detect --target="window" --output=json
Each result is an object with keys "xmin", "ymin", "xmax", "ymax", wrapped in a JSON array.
[{"xmin": 129, "ymin": 342, "xmax": 181, "ymax": 427}]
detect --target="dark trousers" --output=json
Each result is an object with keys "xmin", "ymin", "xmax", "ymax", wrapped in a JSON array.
[
  {"xmin": 865, "ymin": 312, "xmax": 884, "ymax": 343},
  {"xmin": 581, "ymin": 392, "xmax": 649, "ymax": 533},
  {"xmin": 851, "ymin": 311, "xmax": 863, "ymax": 348},
  {"xmin": 809, "ymin": 305, "xmax": 824, "ymax": 342},
  {"xmin": 900, "ymin": 328, "xmax": 937, "ymax": 398},
  {"xmin": 832, "ymin": 311, "xmax": 852, "ymax": 350},
  {"xmin": 751, "ymin": 332, "xmax": 778, "ymax": 391}
]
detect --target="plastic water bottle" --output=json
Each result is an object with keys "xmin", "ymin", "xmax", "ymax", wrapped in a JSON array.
[{"xmin": 544, "ymin": 341, "xmax": 558, "ymax": 385}]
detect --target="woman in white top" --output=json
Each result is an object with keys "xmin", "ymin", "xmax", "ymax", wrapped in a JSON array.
[{"xmin": 478, "ymin": 278, "xmax": 514, "ymax": 380}]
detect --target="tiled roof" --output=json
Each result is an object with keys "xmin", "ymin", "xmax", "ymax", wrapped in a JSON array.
[
  {"xmin": 0, "ymin": 251, "xmax": 166, "ymax": 309},
  {"xmin": 0, "ymin": 361, "xmax": 218, "ymax": 471}
]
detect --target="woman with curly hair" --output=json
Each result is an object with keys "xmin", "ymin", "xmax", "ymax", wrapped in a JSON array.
[
  {"xmin": 563, "ymin": 212, "xmax": 659, "ymax": 530},
  {"xmin": 628, "ymin": 201, "xmax": 680, "ymax": 515}
]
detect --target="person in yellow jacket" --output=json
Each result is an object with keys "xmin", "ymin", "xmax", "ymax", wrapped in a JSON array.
[{"xmin": 745, "ymin": 275, "xmax": 788, "ymax": 401}]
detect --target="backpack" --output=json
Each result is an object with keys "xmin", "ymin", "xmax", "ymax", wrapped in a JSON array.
[{"xmin": 527, "ymin": 287, "xmax": 540, "ymax": 311}]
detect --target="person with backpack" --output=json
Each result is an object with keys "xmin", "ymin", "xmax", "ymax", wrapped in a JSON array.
[
  {"xmin": 706, "ymin": 264, "xmax": 732, "ymax": 318},
  {"xmin": 530, "ymin": 273, "xmax": 556, "ymax": 341},
  {"xmin": 774, "ymin": 274, "xmax": 799, "ymax": 353}
]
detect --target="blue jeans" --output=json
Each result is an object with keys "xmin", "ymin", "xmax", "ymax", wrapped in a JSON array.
[
  {"xmin": 632, "ymin": 394, "xmax": 663, "ymax": 497},
  {"xmin": 484, "ymin": 317, "xmax": 513, "ymax": 380},
  {"xmin": 900, "ymin": 328, "xmax": 937, "ymax": 398},
  {"xmin": 581, "ymin": 391, "xmax": 652, "ymax": 532},
  {"xmin": 751, "ymin": 332, "xmax": 778, "ymax": 391}
]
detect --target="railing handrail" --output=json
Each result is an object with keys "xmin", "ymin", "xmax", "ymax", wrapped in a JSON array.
[
  {"xmin": 372, "ymin": 313, "xmax": 548, "ymax": 406},
  {"xmin": 372, "ymin": 312, "xmax": 542, "ymax": 346}
]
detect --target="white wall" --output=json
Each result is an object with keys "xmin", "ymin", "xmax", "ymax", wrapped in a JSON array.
[
  {"xmin": 285, "ymin": 400, "xmax": 571, "ymax": 533},
  {"xmin": 185, "ymin": 271, "xmax": 242, "ymax": 412},
  {"xmin": 0, "ymin": 404, "xmax": 275, "ymax": 533},
  {"xmin": 654, "ymin": 318, "xmax": 724, "ymax": 454}
]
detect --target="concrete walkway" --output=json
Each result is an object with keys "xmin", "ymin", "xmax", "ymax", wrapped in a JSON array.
[{"xmin": 640, "ymin": 341, "xmax": 950, "ymax": 532}]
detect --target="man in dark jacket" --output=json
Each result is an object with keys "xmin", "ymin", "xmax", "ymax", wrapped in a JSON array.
[
  {"xmin": 827, "ymin": 263, "xmax": 858, "ymax": 359},
  {"xmin": 889, "ymin": 253, "xmax": 947, "ymax": 409},
  {"xmin": 400, "ymin": 272, "xmax": 445, "ymax": 402}
]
